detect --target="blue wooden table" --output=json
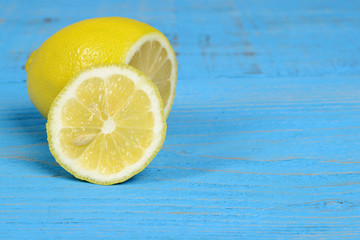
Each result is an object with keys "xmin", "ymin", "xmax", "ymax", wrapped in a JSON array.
[{"xmin": 1, "ymin": 0, "xmax": 360, "ymax": 239}]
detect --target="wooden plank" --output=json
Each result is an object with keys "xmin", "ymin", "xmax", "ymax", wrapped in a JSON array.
[{"xmin": 1, "ymin": 0, "xmax": 360, "ymax": 239}]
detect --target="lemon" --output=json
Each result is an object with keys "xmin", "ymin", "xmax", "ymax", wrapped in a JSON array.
[
  {"xmin": 26, "ymin": 17, "xmax": 177, "ymax": 119},
  {"xmin": 47, "ymin": 64, "xmax": 166, "ymax": 185}
]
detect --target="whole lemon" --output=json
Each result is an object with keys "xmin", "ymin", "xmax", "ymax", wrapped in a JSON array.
[{"xmin": 26, "ymin": 17, "xmax": 177, "ymax": 118}]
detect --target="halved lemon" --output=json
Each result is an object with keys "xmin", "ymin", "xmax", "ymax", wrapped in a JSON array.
[
  {"xmin": 26, "ymin": 17, "xmax": 177, "ymax": 119},
  {"xmin": 126, "ymin": 34, "xmax": 176, "ymax": 118},
  {"xmin": 47, "ymin": 64, "xmax": 166, "ymax": 185}
]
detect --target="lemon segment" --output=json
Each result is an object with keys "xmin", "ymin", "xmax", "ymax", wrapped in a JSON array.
[{"xmin": 47, "ymin": 64, "xmax": 166, "ymax": 185}]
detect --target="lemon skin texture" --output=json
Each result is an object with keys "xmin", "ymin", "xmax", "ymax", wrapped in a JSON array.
[{"xmin": 26, "ymin": 17, "xmax": 173, "ymax": 118}]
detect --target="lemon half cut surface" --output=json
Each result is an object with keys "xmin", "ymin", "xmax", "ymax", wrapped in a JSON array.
[
  {"xmin": 47, "ymin": 64, "xmax": 166, "ymax": 185},
  {"xmin": 26, "ymin": 17, "xmax": 177, "ymax": 119}
]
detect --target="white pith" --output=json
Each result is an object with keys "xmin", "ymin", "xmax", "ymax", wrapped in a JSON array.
[{"xmin": 102, "ymin": 119, "xmax": 115, "ymax": 134}]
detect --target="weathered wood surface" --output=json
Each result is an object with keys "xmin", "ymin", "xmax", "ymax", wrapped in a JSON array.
[{"xmin": 1, "ymin": 0, "xmax": 360, "ymax": 239}]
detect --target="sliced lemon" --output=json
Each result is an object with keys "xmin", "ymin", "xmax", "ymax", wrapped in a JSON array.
[{"xmin": 47, "ymin": 64, "xmax": 166, "ymax": 185}]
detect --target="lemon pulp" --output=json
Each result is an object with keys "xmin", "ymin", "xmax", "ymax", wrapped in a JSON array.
[
  {"xmin": 47, "ymin": 64, "xmax": 166, "ymax": 185},
  {"xmin": 127, "ymin": 38, "xmax": 174, "ymax": 115}
]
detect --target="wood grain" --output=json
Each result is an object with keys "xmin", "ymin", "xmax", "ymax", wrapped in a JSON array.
[{"xmin": 1, "ymin": 0, "xmax": 360, "ymax": 239}]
